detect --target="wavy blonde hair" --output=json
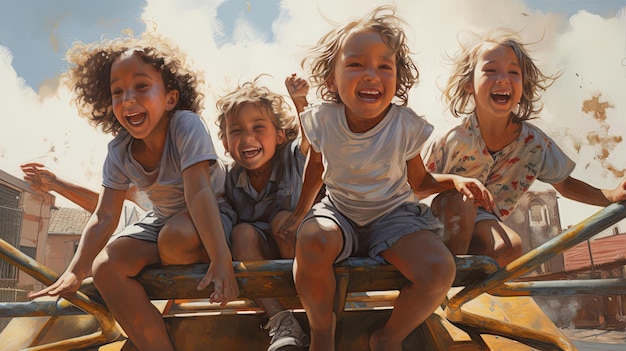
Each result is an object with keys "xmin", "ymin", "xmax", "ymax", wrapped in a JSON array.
[
  {"xmin": 215, "ymin": 75, "xmax": 299, "ymax": 143},
  {"xmin": 64, "ymin": 31, "xmax": 204, "ymax": 136},
  {"xmin": 443, "ymin": 28, "xmax": 559, "ymax": 122},
  {"xmin": 302, "ymin": 5, "xmax": 418, "ymax": 106}
]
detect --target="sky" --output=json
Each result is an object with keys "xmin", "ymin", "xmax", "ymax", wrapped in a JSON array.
[{"xmin": 1, "ymin": 0, "xmax": 626, "ymax": 231}]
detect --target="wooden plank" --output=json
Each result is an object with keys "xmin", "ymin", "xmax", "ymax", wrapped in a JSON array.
[{"xmin": 135, "ymin": 255, "xmax": 498, "ymax": 301}]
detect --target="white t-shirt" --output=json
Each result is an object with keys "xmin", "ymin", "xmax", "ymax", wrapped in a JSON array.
[
  {"xmin": 103, "ymin": 110, "xmax": 226, "ymax": 219},
  {"xmin": 301, "ymin": 102, "xmax": 433, "ymax": 225}
]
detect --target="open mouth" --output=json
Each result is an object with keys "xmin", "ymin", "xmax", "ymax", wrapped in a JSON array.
[
  {"xmin": 358, "ymin": 89, "xmax": 381, "ymax": 101},
  {"xmin": 126, "ymin": 112, "xmax": 146, "ymax": 126},
  {"xmin": 491, "ymin": 92, "xmax": 511, "ymax": 104},
  {"xmin": 242, "ymin": 147, "xmax": 262, "ymax": 158}
]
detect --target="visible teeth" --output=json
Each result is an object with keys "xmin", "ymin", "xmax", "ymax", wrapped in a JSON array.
[
  {"xmin": 360, "ymin": 90, "xmax": 379, "ymax": 95},
  {"xmin": 126, "ymin": 112, "xmax": 140, "ymax": 117}
]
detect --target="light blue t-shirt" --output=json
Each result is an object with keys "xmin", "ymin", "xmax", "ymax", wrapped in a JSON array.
[{"xmin": 103, "ymin": 110, "xmax": 226, "ymax": 219}]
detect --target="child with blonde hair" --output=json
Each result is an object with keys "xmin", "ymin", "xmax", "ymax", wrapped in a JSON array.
[
  {"xmin": 425, "ymin": 29, "xmax": 626, "ymax": 266},
  {"xmin": 28, "ymin": 32, "xmax": 238, "ymax": 351},
  {"xmin": 280, "ymin": 6, "xmax": 493, "ymax": 351},
  {"xmin": 215, "ymin": 74, "xmax": 311, "ymax": 350}
]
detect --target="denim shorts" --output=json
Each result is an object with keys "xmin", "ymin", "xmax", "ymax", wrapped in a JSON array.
[{"xmin": 300, "ymin": 196, "xmax": 442, "ymax": 263}]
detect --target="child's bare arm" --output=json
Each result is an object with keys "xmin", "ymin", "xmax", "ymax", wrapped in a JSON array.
[
  {"xmin": 21, "ymin": 162, "xmax": 150, "ymax": 212},
  {"xmin": 183, "ymin": 161, "xmax": 238, "ymax": 306},
  {"xmin": 28, "ymin": 187, "xmax": 125, "ymax": 299},
  {"xmin": 408, "ymin": 155, "xmax": 494, "ymax": 210},
  {"xmin": 21, "ymin": 162, "xmax": 100, "ymax": 212},
  {"xmin": 285, "ymin": 74, "xmax": 311, "ymax": 156},
  {"xmin": 278, "ymin": 149, "xmax": 324, "ymax": 239},
  {"xmin": 552, "ymin": 176, "xmax": 626, "ymax": 206}
]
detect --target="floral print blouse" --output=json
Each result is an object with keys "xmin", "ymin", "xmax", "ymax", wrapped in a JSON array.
[{"xmin": 424, "ymin": 114, "xmax": 575, "ymax": 219}]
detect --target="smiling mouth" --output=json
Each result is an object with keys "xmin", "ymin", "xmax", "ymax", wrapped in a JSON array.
[
  {"xmin": 358, "ymin": 89, "xmax": 381, "ymax": 101},
  {"xmin": 242, "ymin": 147, "xmax": 262, "ymax": 158},
  {"xmin": 126, "ymin": 112, "xmax": 146, "ymax": 126},
  {"xmin": 491, "ymin": 92, "xmax": 511, "ymax": 104}
]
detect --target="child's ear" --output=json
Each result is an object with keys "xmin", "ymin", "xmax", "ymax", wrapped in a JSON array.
[
  {"xmin": 327, "ymin": 78, "xmax": 338, "ymax": 93},
  {"xmin": 165, "ymin": 90, "xmax": 180, "ymax": 111},
  {"xmin": 222, "ymin": 138, "xmax": 229, "ymax": 153},
  {"xmin": 463, "ymin": 80, "xmax": 474, "ymax": 94},
  {"xmin": 276, "ymin": 129, "xmax": 286, "ymax": 145}
]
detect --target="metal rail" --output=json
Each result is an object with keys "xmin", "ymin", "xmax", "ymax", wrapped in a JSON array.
[{"xmin": 0, "ymin": 238, "xmax": 121, "ymax": 351}]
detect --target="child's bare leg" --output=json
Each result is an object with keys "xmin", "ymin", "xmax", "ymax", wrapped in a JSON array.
[
  {"xmin": 370, "ymin": 231, "xmax": 455, "ymax": 351},
  {"xmin": 231, "ymin": 223, "xmax": 284, "ymax": 316},
  {"xmin": 271, "ymin": 211, "xmax": 296, "ymax": 258},
  {"xmin": 92, "ymin": 237, "xmax": 172, "ymax": 351},
  {"xmin": 470, "ymin": 220, "xmax": 523, "ymax": 266},
  {"xmin": 431, "ymin": 191, "xmax": 477, "ymax": 255},
  {"xmin": 157, "ymin": 211, "xmax": 210, "ymax": 264},
  {"xmin": 294, "ymin": 218, "xmax": 342, "ymax": 351}
]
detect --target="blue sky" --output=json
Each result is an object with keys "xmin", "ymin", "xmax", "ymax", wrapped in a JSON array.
[{"xmin": 1, "ymin": 0, "xmax": 626, "ymax": 229}]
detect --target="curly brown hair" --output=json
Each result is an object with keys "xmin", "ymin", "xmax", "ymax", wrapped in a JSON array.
[
  {"xmin": 443, "ymin": 28, "xmax": 559, "ymax": 122},
  {"xmin": 302, "ymin": 5, "xmax": 418, "ymax": 106},
  {"xmin": 64, "ymin": 31, "xmax": 204, "ymax": 136},
  {"xmin": 215, "ymin": 75, "xmax": 299, "ymax": 144}
]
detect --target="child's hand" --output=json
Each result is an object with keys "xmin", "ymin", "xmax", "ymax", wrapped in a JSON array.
[
  {"xmin": 604, "ymin": 177, "xmax": 626, "ymax": 203},
  {"xmin": 285, "ymin": 74, "xmax": 309, "ymax": 100},
  {"xmin": 197, "ymin": 259, "xmax": 239, "ymax": 307},
  {"xmin": 277, "ymin": 213, "xmax": 303, "ymax": 242},
  {"xmin": 21, "ymin": 162, "xmax": 56, "ymax": 193},
  {"xmin": 27, "ymin": 271, "xmax": 82, "ymax": 300},
  {"xmin": 452, "ymin": 176, "xmax": 495, "ymax": 211}
]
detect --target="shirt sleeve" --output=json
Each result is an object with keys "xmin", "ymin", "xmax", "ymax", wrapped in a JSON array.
[
  {"xmin": 102, "ymin": 137, "xmax": 131, "ymax": 190},
  {"xmin": 300, "ymin": 107, "xmax": 321, "ymax": 154},
  {"xmin": 170, "ymin": 110, "xmax": 218, "ymax": 171},
  {"xmin": 537, "ymin": 135, "xmax": 576, "ymax": 184}
]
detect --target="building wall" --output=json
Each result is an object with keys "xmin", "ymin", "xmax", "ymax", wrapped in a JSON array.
[
  {"xmin": 0, "ymin": 169, "xmax": 54, "ymax": 298},
  {"xmin": 46, "ymin": 234, "xmax": 81, "ymax": 275},
  {"xmin": 504, "ymin": 190, "xmax": 565, "ymax": 274}
]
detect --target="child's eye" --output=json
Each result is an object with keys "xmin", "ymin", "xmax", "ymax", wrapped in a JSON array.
[
  {"xmin": 136, "ymin": 83, "xmax": 149, "ymax": 90},
  {"xmin": 111, "ymin": 88, "xmax": 122, "ymax": 96},
  {"xmin": 379, "ymin": 64, "xmax": 393, "ymax": 70},
  {"xmin": 346, "ymin": 62, "xmax": 362, "ymax": 68},
  {"xmin": 228, "ymin": 128, "xmax": 241, "ymax": 135}
]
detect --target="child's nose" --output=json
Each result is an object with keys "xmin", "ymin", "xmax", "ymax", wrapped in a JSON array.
[{"xmin": 122, "ymin": 91, "xmax": 137, "ymax": 104}]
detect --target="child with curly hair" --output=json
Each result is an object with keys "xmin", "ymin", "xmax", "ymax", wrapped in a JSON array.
[
  {"xmin": 27, "ymin": 32, "xmax": 238, "ymax": 351},
  {"xmin": 215, "ymin": 74, "xmax": 311, "ymax": 350}
]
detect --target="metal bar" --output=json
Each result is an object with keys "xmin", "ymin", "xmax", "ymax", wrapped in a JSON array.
[
  {"xmin": 0, "ymin": 300, "xmax": 84, "ymax": 317},
  {"xmin": 0, "ymin": 238, "xmax": 121, "ymax": 350},
  {"xmin": 447, "ymin": 201, "xmax": 626, "ymax": 312},
  {"xmin": 491, "ymin": 278, "xmax": 626, "ymax": 297}
]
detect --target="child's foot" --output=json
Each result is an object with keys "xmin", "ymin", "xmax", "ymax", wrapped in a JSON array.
[
  {"xmin": 263, "ymin": 310, "xmax": 309, "ymax": 351},
  {"xmin": 369, "ymin": 328, "xmax": 402, "ymax": 351}
]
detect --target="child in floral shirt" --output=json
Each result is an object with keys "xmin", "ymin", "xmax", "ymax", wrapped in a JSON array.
[{"xmin": 425, "ymin": 29, "xmax": 626, "ymax": 266}]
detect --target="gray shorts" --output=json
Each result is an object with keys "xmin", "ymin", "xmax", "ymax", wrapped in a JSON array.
[
  {"xmin": 113, "ymin": 209, "xmax": 233, "ymax": 245},
  {"xmin": 475, "ymin": 207, "xmax": 500, "ymax": 223},
  {"xmin": 300, "ymin": 197, "xmax": 443, "ymax": 263}
]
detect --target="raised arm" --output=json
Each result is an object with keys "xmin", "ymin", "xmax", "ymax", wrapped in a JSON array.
[
  {"xmin": 21, "ymin": 162, "xmax": 151, "ymax": 212},
  {"xmin": 21, "ymin": 162, "xmax": 100, "ymax": 212},
  {"xmin": 285, "ymin": 74, "xmax": 310, "ymax": 156}
]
